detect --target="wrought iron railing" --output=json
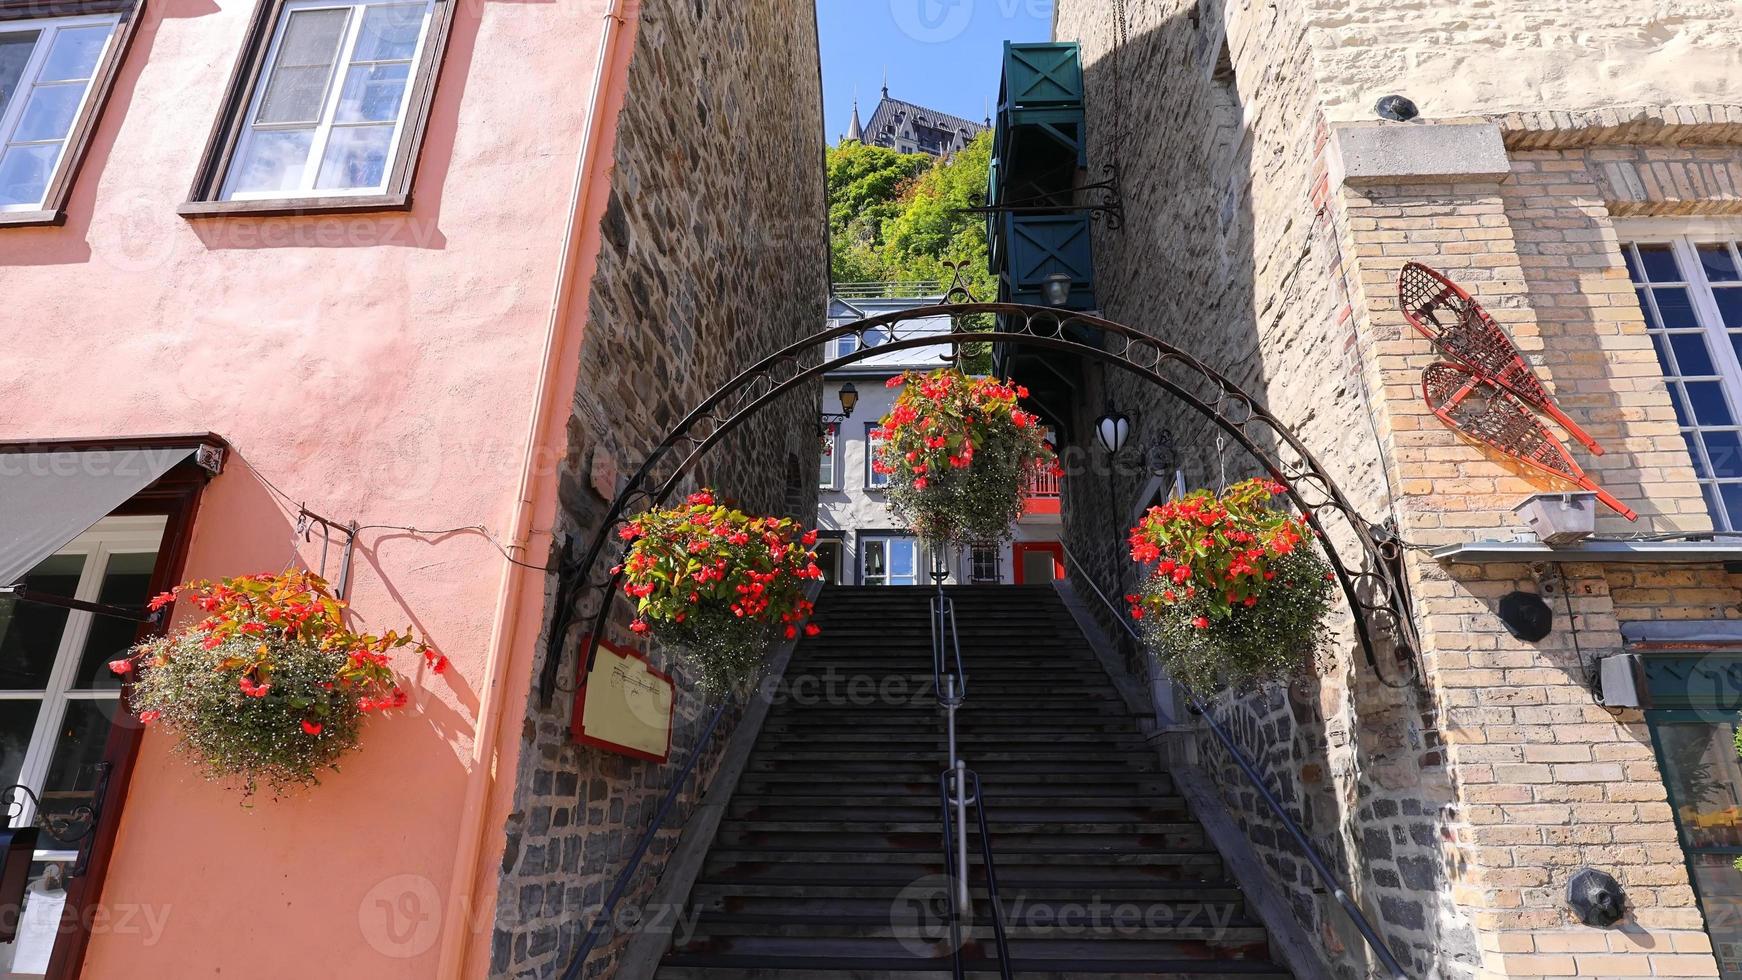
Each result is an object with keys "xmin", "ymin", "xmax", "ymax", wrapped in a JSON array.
[
  {"xmin": 833, "ymin": 280, "xmax": 948, "ymax": 300},
  {"xmin": 1058, "ymin": 544, "xmax": 1410, "ymax": 980},
  {"xmin": 929, "ymin": 559, "xmax": 1013, "ymax": 977}
]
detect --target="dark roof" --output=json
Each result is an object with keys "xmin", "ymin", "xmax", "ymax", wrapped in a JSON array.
[{"xmin": 862, "ymin": 95, "xmax": 986, "ymax": 153}]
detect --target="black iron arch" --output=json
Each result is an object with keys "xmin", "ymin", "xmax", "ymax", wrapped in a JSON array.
[{"xmin": 537, "ymin": 302, "xmax": 1419, "ymax": 705}]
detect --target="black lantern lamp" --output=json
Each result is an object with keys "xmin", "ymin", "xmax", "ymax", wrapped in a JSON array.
[{"xmin": 820, "ymin": 383, "xmax": 859, "ymax": 433}]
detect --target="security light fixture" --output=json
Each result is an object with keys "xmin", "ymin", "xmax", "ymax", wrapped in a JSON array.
[
  {"xmin": 1095, "ymin": 412, "xmax": 1130, "ymax": 455},
  {"xmin": 1042, "ymin": 273, "xmax": 1074, "ymax": 307},
  {"xmin": 1375, "ymin": 94, "xmax": 1419, "ymax": 122}
]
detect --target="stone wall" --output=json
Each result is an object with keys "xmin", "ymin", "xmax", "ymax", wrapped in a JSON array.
[
  {"xmin": 1298, "ymin": 0, "xmax": 1742, "ymax": 124},
  {"xmin": 1053, "ymin": 0, "xmax": 1457, "ymax": 975},
  {"xmin": 489, "ymin": 0, "xmax": 827, "ymax": 976}
]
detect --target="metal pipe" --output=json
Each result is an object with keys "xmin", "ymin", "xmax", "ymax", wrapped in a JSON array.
[
  {"xmin": 1059, "ymin": 544, "xmax": 1411, "ymax": 980},
  {"xmin": 563, "ymin": 700, "xmax": 728, "ymax": 978},
  {"xmin": 947, "ymin": 676, "xmax": 969, "ymax": 914}
]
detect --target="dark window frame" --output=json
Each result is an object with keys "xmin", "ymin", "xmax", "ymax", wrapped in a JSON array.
[
  {"xmin": 177, "ymin": 0, "xmax": 457, "ymax": 218},
  {"xmin": 0, "ymin": 0, "xmax": 146, "ymax": 228}
]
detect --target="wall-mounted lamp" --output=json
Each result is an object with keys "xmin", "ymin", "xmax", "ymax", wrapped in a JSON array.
[
  {"xmin": 1095, "ymin": 411, "xmax": 1131, "ymax": 455},
  {"xmin": 1042, "ymin": 273, "xmax": 1074, "ymax": 308},
  {"xmin": 819, "ymin": 382, "xmax": 859, "ymax": 433}
]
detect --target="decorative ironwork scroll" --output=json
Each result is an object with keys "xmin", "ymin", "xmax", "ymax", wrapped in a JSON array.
[{"xmin": 537, "ymin": 302, "xmax": 1424, "ymax": 706}]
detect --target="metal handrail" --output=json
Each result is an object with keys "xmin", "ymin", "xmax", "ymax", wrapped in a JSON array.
[
  {"xmin": 561, "ymin": 701, "xmax": 730, "ymax": 979},
  {"xmin": 1059, "ymin": 544, "xmax": 1411, "ymax": 980},
  {"xmin": 929, "ymin": 567, "xmax": 1013, "ymax": 980}
]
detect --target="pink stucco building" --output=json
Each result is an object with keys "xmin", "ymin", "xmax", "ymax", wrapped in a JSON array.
[{"xmin": 0, "ymin": 0, "xmax": 826, "ymax": 976}]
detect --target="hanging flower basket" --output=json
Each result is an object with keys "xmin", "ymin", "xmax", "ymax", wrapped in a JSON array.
[
  {"xmin": 871, "ymin": 368, "xmax": 1058, "ymax": 545},
  {"xmin": 616, "ymin": 490, "xmax": 823, "ymax": 697},
  {"xmin": 115, "ymin": 569, "xmax": 441, "ymax": 796},
  {"xmin": 1125, "ymin": 478, "xmax": 1336, "ymax": 690}
]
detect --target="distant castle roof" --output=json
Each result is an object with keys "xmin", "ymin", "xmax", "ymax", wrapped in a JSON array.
[
  {"xmin": 862, "ymin": 95, "xmax": 986, "ymax": 147},
  {"xmin": 846, "ymin": 100, "xmax": 864, "ymax": 142}
]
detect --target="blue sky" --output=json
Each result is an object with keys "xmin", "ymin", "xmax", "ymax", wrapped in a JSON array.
[{"xmin": 817, "ymin": 0, "xmax": 1055, "ymax": 143}]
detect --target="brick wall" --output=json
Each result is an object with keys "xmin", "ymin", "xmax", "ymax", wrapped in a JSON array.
[{"xmin": 488, "ymin": 0, "xmax": 827, "ymax": 976}]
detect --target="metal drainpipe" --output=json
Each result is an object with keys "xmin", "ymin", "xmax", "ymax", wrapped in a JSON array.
[{"xmin": 435, "ymin": 1, "xmax": 632, "ymax": 976}]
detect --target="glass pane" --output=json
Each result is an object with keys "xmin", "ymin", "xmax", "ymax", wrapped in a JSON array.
[
  {"xmin": 813, "ymin": 543, "xmax": 839, "ymax": 586},
  {"xmin": 1654, "ymin": 287, "xmax": 1700, "ymax": 329},
  {"xmin": 0, "ymin": 701, "xmax": 41, "ymax": 789},
  {"xmin": 889, "ymin": 540, "xmax": 916, "ymax": 583},
  {"xmin": 1686, "ymin": 432, "xmax": 1710, "ymax": 478},
  {"xmin": 37, "ymin": 25, "xmax": 110, "ymax": 82},
  {"xmin": 278, "ymin": 6, "xmax": 348, "ymax": 65},
  {"xmin": 0, "ymin": 31, "xmax": 39, "ymax": 118},
  {"xmin": 1701, "ymin": 244, "xmax": 1742, "ymax": 283},
  {"xmin": 0, "ymin": 554, "xmax": 84, "ymax": 690},
  {"xmin": 1670, "ymin": 383, "xmax": 1692, "ymax": 427},
  {"xmin": 38, "ymin": 699, "xmax": 115, "ymax": 823},
  {"xmin": 1718, "ymin": 290, "xmax": 1742, "ymax": 329},
  {"xmin": 11, "ymin": 83, "xmax": 82, "ymax": 143},
  {"xmin": 1658, "ymin": 722, "xmax": 1742, "ymax": 849},
  {"xmin": 0, "ymin": 143, "xmax": 56, "ymax": 207},
  {"xmin": 1709, "ymin": 432, "xmax": 1742, "ymax": 480},
  {"xmin": 254, "ymin": 8, "xmax": 347, "ymax": 125},
  {"xmin": 72, "ymin": 552, "xmax": 156, "ymax": 690},
  {"xmin": 1623, "ymin": 246, "xmax": 1643, "ymax": 283},
  {"xmin": 1671, "ymin": 332, "xmax": 1718, "ymax": 376},
  {"xmin": 1688, "ymin": 380, "xmax": 1735, "ymax": 426},
  {"xmin": 1706, "ymin": 483, "xmax": 1730, "ymax": 531},
  {"xmin": 352, "ymin": 3, "xmax": 424, "ymax": 61},
  {"xmin": 315, "ymin": 123, "xmax": 391, "ymax": 189},
  {"xmin": 1688, "ymin": 856, "xmax": 1742, "ymax": 980},
  {"xmin": 1638, "ymin": 243, "xmax": 1683, "ymax": 283},
  {"xmin": 1651, "ymin": 333, "xmax": 1675, "ymax": 374},
  {"xmin": 256, "ymin": 64, "xmax": 337, "ymax": 126},
  {"xmin": 1724, "ymin": 484, "xmax": 1742, "ymax": 536},
  {"xmin": 228, "ymin": 128, "xmax": 313, "ymax": 194},
  {"xmin": 334, "ymin": 62, "xmax": 408, "ymax": 123},
  {"xmin": 864, "ymin": 540, "xmax": 886, "ymax": 583}
]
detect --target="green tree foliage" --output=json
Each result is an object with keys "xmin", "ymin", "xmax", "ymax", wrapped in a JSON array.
[{"xmin": 826, "ymin": 131, "xmax": 995, "ymax": 303}]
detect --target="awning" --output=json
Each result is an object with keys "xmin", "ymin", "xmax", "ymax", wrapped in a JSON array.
[{"xmin": 0, "ymin": 444, "xmax": 212, "ymax": 587}]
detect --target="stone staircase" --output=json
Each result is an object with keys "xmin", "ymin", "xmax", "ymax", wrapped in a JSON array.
[{"xmin": 654, "ymin": 584, "xmax": 1293, "ymax": 979}]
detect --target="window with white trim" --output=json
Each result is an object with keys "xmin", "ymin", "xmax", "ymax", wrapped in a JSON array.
[
  {"xmin": 0, "ymin": 14, "xmax": 120, "ymax": 212},
  {"xmin": 221, "ymin": 0, "xmax": 435, "ymax": 200},
  {"xmin": 818, "ymin": 424, "xmax": 838, "ymax": 490},
  {"xmin": 1623, "ymin": 236, "xmax": 1742, "ymax": 530},
  {"xmin": 865, "ymin": 422, "xmax": 890, "ymax": 489},
  {"xmin": 968, "ymin": 543, "xmax": 999, "ymax": 583},
  {"xmin": 0, "ymin": 516, "xmax": 163, "ymax": 825}
]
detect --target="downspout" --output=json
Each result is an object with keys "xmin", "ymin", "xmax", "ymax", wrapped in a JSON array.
[{"xmin": 435, "ymin": 1, "xmax": 633, "ymax": 975}]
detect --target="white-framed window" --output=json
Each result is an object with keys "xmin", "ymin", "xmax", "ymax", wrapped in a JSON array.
[
  {"xmin": 1620, "ymin": 228, "xmax": 1742, "ymax": 531},
  {"xmin": 0, "ymin": 14, "xmax": 121, "ymax": 212},
  {"xmin": 861, "ymin": 535, "xmax": 918, "ymax": 586},
  {"xmin": 812, "ymin": 539, "xmax": 842, "ymax": 586},
  {"xmin": 0, "ymin": 515, "xmax": 164, "ymax": 828},
  {"xmin": 221, "ymin": 0, "xmax": 435, "ymax": 200},
  {"xmin": 866, "ymin": 422, "xmax": 890, "ymax": 489},
  {"xmin": 818, "ymin": 424, "xmax": 838, "ymax": 490},
  {"xmin": 968, "ymin": 543, "xmax": 1000, "ymax": 583}
]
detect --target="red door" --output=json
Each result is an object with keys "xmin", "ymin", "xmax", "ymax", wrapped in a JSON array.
[{"xmin": 1012, "ymin": 542, "xmax": 1064, "ymax": 584}]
